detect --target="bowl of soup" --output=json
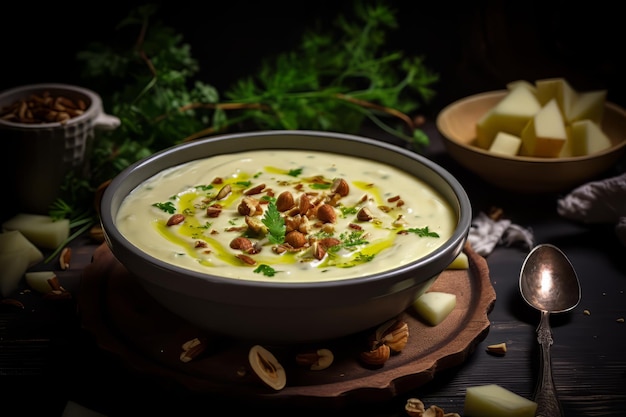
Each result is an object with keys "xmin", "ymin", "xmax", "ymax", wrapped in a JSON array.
[{"xmin": 100, "ymin": 130, "xmax": 471, "ymax": 343}]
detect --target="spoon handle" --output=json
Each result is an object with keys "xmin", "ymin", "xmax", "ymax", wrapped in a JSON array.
[{"xmin": 534, "ymin": 310, "xmax": 564, "ymax": 417}]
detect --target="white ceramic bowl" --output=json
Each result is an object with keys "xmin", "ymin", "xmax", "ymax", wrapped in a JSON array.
[{"xmin": 100, "ymin": 130, "xmax": 472, "ymax": 343}]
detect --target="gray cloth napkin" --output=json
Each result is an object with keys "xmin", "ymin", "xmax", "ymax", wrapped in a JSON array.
[
  {"xmin": 468, "ymin": 210, "xmax": 535, "ymax": 256},
  {"xmin": 557, "ymin": 172, "xmax": 626, "ymax": 246}
]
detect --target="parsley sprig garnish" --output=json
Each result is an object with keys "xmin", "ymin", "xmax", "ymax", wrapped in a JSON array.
[
  {"xmin": 261, "ymin": 200, "xmax": 286, "ymax": 244},
  {"xmin": 407, "ymin": 226, "xmax": 440, "ymax": 238}
]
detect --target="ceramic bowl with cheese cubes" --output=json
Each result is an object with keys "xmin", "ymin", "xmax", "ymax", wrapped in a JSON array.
[{"xmin": 436, "ymin": 78, "xmax": 626, "ymax": 193}]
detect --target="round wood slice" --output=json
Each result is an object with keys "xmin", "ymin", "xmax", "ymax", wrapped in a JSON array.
[{"xmin": 78, "ymin": 242, "xmax": 495, "ymax": 408}]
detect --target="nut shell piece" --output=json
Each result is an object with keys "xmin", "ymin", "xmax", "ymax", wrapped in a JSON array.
[{"xmin": 248, "ymin": 345, "xmax": 287, "ymax": 390}]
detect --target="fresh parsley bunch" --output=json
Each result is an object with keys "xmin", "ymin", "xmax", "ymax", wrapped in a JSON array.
[{"xmin": 49, "ymin": 1, "xmax": 439, "ymax": 254}]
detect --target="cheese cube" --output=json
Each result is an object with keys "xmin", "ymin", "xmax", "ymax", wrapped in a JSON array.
[
  {"xmin": 447, "ymin": 251, "xmax": 469, "ymax": 269},
  {"xmin": 535, "ymin": 77, "xmax": 578, "ymax": 120},
  {"xmin": 0, "ymin": 230, "xmax": 44, "ymax": 267},
  {"xmin": 413, "ymin": 291, "xmax": 457, "ymax": 326},
  {"xmin": 475, "ymin": 85, "xmax": 541, "ymax": 149},
  {"xmin": 464, "ymin": 384, "xmax": 537, "ymax": 417},
  {"xmin": 2, "ymin": 213, "xmax": 70, "ymax": 249},
  {"xmin": 568, "ymin": 89, "xmax": 607, "ymax": 124},
  {"xmin": 506, "ymin": 79, "xmax": 537, "ymax": 96},
  {"xmin": 520, "ymin": 99, "xmax": 568, "ymax": 157},
  {"xmin": 488, "ymin": 131, "xmax": 522, "ymax": 156},
  {"xmin": 568, "ymin": 119, "xmax": 612, "ymax": 156}
]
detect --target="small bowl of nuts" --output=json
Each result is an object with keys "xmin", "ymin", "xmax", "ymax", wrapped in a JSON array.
[
  {"xmin": 0, "ymin": 83, "xmax": 120, "ymax": 214},
  {"xmin": 100, "ymin": 130, "xmax": 472, "ymax": 344}
]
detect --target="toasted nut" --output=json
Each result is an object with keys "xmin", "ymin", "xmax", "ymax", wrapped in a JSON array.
[
  {"xmin": 248, "ymin": 345, "xmax": 286, "ymax": 390},
  {"xmin": 405, "ymin": 398, "xmax": 426, "ymax": 417},
  {"xmin": 316, "ymin": 204, "xmax": 337, "ymax": 223},
  {"xmin": 167, "ymin": 213, "xmax": 185, "ymax": 226},
  {"xmin": 215, "ymin": 184, "xmax": 232, "ymax": 200},
  {"xmin": 244, "ymin": 183, "xmax": 266, "ymax": 195},
  {"xmin": 356, "ymin": 207, "xmax": 374, "ymax": 222},
  {"xmin": 47, "ymin": 275, "xmax": 63, "ymax": 291},
  {"xmin": 486, "ymin": 342, "xmax": 507, "ymax": 355},
  {"xmin": 59, "ymin": 247, "xmax": 71, "ymax": 270},
  {"xmin": 330, "ymin": 178, "xmax": 349, "ymax": 196},
  {"xmin": 359, "ymin": 344, "xmax": 390, "ymax": 366},
  {"xmin": 206, "ymin": 204, "xmax": 222, "ymax": 217},
  {"xmin": 180, "ymin": 337, "xmax": 207, "ymax": 363},
  {"xmin": 245, "ymin": 215, "xmax": 269, "ymax": 235},
  {"xmin": 319, "ymin": 237, "xmax": 341, "ymax": 249},
  {"xmin": 295, "ymin": 348, "xmax": 334, "ymax": 371},
  {"xmin": 382, "ymin": 321, "xmax": 409, "ymax": 352},
  {"xmin": 285, "ymin": 230, "xmax": 307, "ymax": 248},
  {"xmin": 276, "ymin": 191, "xmax": 295, "ymax": 212},
  {"xmin": 298, "ymin": 194, "xmax": 311, "ymax": 215},
  {"xmin": 311, "ymin": 241, "xmax": 326, "ymax": 260},
  {"xmin": 230, "ymin": 237, "xmax": 254, "ymax": 252},
  {"xmin": 236, "ymin": 254, "xmax": 256, "ymax": 265},
  {"xmin": 238, "ymin": 197, "xmax": 262, "ymax": 216}
]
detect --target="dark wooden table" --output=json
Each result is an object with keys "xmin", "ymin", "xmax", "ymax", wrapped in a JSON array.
[{"xmin": 2, "ymin": 122, "xmax": 625, "ymax": 416}]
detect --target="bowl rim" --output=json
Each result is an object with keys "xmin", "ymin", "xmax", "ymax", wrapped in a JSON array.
[
  {"xmin": 0, "ymin": 83, "xmax": 103, "ymax": 128},
  {"xmin": 100, "ymin": 129, "xmax": 472, "ymax": 293},
  {"xmin": 436, "ymin": 89, "xmax": 626, "ymax": 162}
]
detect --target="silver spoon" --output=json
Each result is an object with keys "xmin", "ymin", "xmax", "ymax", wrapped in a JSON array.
[{"xmin": 519, "ymin": 243, "xmax": 581, "ymax": 417}]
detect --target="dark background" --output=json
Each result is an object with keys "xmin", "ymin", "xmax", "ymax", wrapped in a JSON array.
[{"xmin": 1, "ymin": 0, "xmax": 625, "ymax": 116}]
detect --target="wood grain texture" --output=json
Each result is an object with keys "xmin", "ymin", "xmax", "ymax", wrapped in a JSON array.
[{"xmin": 76, "ymin": 242, "xmax": 495, "ymax": 409}]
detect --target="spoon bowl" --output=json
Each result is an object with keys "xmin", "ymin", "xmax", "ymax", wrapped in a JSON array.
[
  {"xmin": 519, "ymin": 243, "xmax": 581, "ymax": 417},
  {"xmin": 520, "ymin": 244, "xmax": 581, "ymax": 314}
]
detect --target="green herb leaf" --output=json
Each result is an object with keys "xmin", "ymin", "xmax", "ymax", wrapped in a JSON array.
[
  {"xmin": 254, "ymin": 264, "xmax": 278, "ymax": 277},
  {"xmin": 262, "ymin": 201, "xmax": 286, "ymax": 244},
  {"xmin": 406, "ymin": 226, "xmax": 439, "ymax": 238},
  {"xmin": 153, "ymin": 201, "xmax": 176, "ymax": 214}
]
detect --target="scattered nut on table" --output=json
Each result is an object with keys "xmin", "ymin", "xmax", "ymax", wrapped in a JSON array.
[
  {"xmin": 360, "ymin": 317, "xmax": 409, "ymax": 366},
  {"xmin": 405, "ymin": 398, "xmax": 460, "ymax": 417},
  {"xmin": 295, "ymin": 348, "xmax": 334, "ymax": 371},
  {"xmin": 179, "ymin": 337, "xmax": 207, "ymax": 363},
  {"xmin": 486, "ymin": 342, "xmax": 507, "ymax": 356},
  {"xmin": 248, "ymin": 344, "xmax": 286, "ymax": 391}
]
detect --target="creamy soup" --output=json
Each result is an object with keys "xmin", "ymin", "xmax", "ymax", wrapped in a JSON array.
[{"xmin": 116, "ymin": 150, "xmax": 457, "ymax": 282}]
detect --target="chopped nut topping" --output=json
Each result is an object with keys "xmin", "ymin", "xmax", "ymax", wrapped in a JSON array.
[{"xmin": 166, "ymin": 213, "xmax": 185, "ymax": 226}]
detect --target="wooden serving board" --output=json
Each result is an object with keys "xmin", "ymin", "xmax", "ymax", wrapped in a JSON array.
[{"xmin": 78, "ymin": 243, "xmax": 495, "ymax": 408}]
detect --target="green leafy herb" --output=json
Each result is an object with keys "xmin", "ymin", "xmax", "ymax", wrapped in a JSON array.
[
  {"xmin": 46, "ymin": 1, "xmax": 438, "ymax": 256},
  {"xmin": 287, "ymin": 168, "xmax": 303, "ymax": 177},
  {"xmin": 310, "ymin": 183, "xmax": 331, "ymax": 190},
  {"xmin": 340, "ymin": 206, "xmax": 358, "ymax": 217},
  {"xmin": 254, "ymin": 264, "xmax": 278, "ymax": 277},
  {"xmin": 407, "ymin": 226, "xmax": 440, "ymax": 238},
  {"xmin": 153, "ymin": 201, "xmax": 177, "ymax": 214},
  {"xmin": 262, "ymin": 201, "xmax": 286, "ymax": 244},
  {"xmin": 354, "ymin": 252, "xmax": 375, "ymax": 263}
]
